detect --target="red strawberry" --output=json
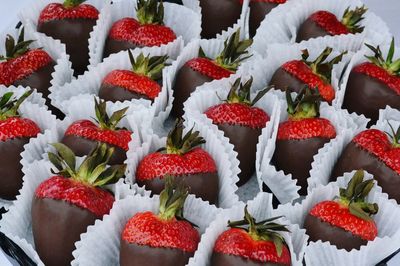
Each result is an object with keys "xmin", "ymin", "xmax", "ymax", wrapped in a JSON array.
[
  {"xmin": 296, "ymin": 6, "xmax": 367, "ymax": 42},
  {"xmin": 205, "ymin": 77, "xmax": 270, "ymax": 185},
  {"xmin": 32, "ymin": 143, "xmax": 126, "ymax": 265},
  {"xmin": 0, "ymin": 90, "xmax": 41, "ymax": 200},
  {"xmin": 62, "ymin": 98, "xmax": 132, "ymax": 165},
  {"xmin": 38, "ymin": 0, "xmax": 100, "ymax": 76},
  {"xmin": 212, "ymin": 206, "xmax": 291, "ymax": 265},
  {"xmin": 249, "ymin": 0, "xmax": 287, "ymax": 37},
  {"xmin": 136, "ymin": 119, "xmax": 219, "ymax": 204},
  {"xmin": 304, "ymin": 170, "xmax": 378, "ymax": 251},
  {"xmin": 120, "ymin": 176, "xmax": 200, "ymax": 266},
  {"xmin": 99, "ymin": 51, "xmax": 168, "ymax": 103},
  {"xmin": 103, "ymin": 0, "xmax": 176, "ymax": 59},
  {"xmin": 270, "ymin": 47, "xmax": 346, "ymax": 103},
  {"xmin": 172, "ymin": 29, "xmax": 253, "ymax": 117},
  {"xmin": 270, "ymin": 88, "xmax": 336, "ymax": 195},
  {"xmin": 343, "ymin": 39, "xmax": 400, "ymax": 124},
  {"xmin": 331, "ymin": 125, "xmax": 400, "ymax": 203}
]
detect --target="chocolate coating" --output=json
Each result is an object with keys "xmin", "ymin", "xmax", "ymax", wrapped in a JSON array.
[
  {"xmin": 271, "ymin": 137, "xmax": 331, "ymax": 195},
  {"xmin": 120, "ymin": 240, "xmax": 194, "ymax": 266},
  {"xmin": 249, "ymin": 2, "xmax": 278, "ymax": 38},
  {"xmin": 137, "ymin": 172, "xmax": 219, "ymax": 204},
  {"xmin": 102, "ymin": 38, "xmax": 140, "ymax": 61},
  {"xmin": 61, "ymin": 135, "xmax": 127, "ymax": 165},
  {"xmin": 342, "ymin": 70, "xmax": 400, "ymax": 125},
  {"xmin": 269, "ymin": 67, "xmax": 308, "ymax": 94},
  {"xmin": 171, "ymin": 64, "xmax": 214, "ymax": 117},
  {"xmin": 199, "ymin": 0, "xmax": 242, "ymax": 39},
  {"xmin": 0, "ymin": 137, "xmax": 30, "ymax": 200},
  {"xmin": 330, "ymin": 142, "xmax": 400, "ymax": 203},
  {"xmin": 13, "ymin": 61, "xmax": 65, "ymax": 119},
  {"xmin": 211, "ymin": 252, "xmax": 289, "ymax": 266},
  {"xmin": 304, "ymin": 213, "xmax": 368, "ymax": 251},
  {"xmin": 262, "ymin": 183, "xmax": 281, "ymax": 208},
  {"xmin": 217, "ymin": 123, "xmax": 261, "ymax": 186},
  {"xmin": 295, "ymin": 17, "xmax": 330, "ymax": 43},
  {"xmin": 31, "ymin": 197, "xmax": 99, "ymax": 266},
  {"xmin": 98, "ymin": 83, "xmax": 152, "ymax": 103},
  {"xmin": 37, "ymin": 18, "xmax": 97, "ymax": 76}
]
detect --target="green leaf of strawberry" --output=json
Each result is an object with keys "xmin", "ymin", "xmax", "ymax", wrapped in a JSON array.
[
  {"xmin": 0, "ymin": 28, "xmax": 35, "ymax": 62},
  {"xmin": 341, "ymin": 5, "xmax": 368, "ymax": 34},
  {"xmin": 365, "ymin": 38, "xmax": 400, "ymax": 76}
]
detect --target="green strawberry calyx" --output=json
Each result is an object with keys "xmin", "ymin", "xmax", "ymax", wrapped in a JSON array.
[
  {"xmin": 48, "ymin": 142, "xmax": 126, "ymax": 187},
  {"xmin": 0, "ymin": 90, "xmax": 33, "ymax": 120},
  {"xmin": 128, "ymin": 50, "xmax": 169, "ymax": 80},
  {"xmin": 365, "ymin": 38, "xmax": 400, "ymax": 76},
  {"xmin": 341, "ymin": 5, "xmax": 367, "ymax": 34},
  {"xmin": 63, "ymin": 0, "xmax": 86, "ymax": 9},
  {"xmin": 228, "ymin": 206, "xmax": 290, "ymax": 257},
  {"xmin": 136, "ymin": 0, "xmax": 165, "ymax": 25},
  {"xmin": 286, "ymin": 87, "xmax": 322, "ymax": 120},
  {"xmin": 158, "ymin": 175, "xmax": 190, "ymax": 221},
  {"xmin": 161, "ymin": 119, "xmax": 206, "ymax": 156},
  {"xmin": 336, "ymin": 170, "xmax": 379, "ymax": 221},
  {"xmin": 302, "ymin": 47, "xmax": 347, "ymax": 84},
  {"xmin": 94, "ymin": 98, "xmax": 129, "ymax": 131},
  {"xmin": 387, "ymin": 122, "xmax": 400, "ymax": 148},
  {"xmin": 0, "ymin": 28, "xmax": 35, "ymax": 62}
]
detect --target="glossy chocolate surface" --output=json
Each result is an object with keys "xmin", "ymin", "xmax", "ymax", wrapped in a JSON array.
[
  {"xmin": 31, "ymin": 197, "xmax": 99, "ymax": 266},
  {"xmin": 120, "ymin": 240, "xmax": 194, "ymax": 266},
  {"xmin": 61, "ymin": 135, "xmax": 127, "ymax": 165},
  {"xmin": 211, "ymin": 251, "xmax": 289, "ymax": 266},
  {"xmin": 271, "ymin": 137, "xmax": 330, "ymax": 195},
  {"xmin": 98, "ymin": 83, "xmax": 152, "ymax": 103},
  {"xmin": 137, "ymin": 172, "xmax": 219, "ymax": 204},
  {"xmin": 0, "ymin": 137, "xmax": 30, "ymax": 200},
  {"xmin": 38, "ymin": 18, "xmax": 97, "ymax": 76},
  {"xmin": 296, "ymin": 17, "xmax": 330, "ymax": 42},
  {"xmin": 304, "ymin": 213, "xmax": 368, "ymax": 251},
  {"xmin": 199, "ymin": 0, "xmax": 242, "ymax": 39},
  {"xmin": 330, "ymin": 142, "xmax": 400, "ymax": 203},
  {"xmin": 249, "ymin": 2, "xmax": 278, "ymax": 38},
  {"xmin": 171, "ymin": 64, "xmax": 214, "ymax": 117},
  {"xmin": 102, "ymin": 38, "xmax": 140, "ymax": 61},
  {"xmin": 217, "ymin": 123, "xmax": 261, "ymax": 186},
  {"xmin": 342, "ymin": 70, "xmax": 400, "ymax": 125},
  {"xmin": 269, "ymin": 67, "xmax": 308, "ymax": 94}
]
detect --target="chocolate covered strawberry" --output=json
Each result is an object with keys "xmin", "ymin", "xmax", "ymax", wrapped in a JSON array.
[
  {"xmin": 343, "ymin": 39, "xmax": 400, "ymax": 124},
  {"xmin": 0, "ymin": 90, "xmax": 41, "ymax": 200},
  {"xmin": 331, "ymin": 124, "xmax": 400, "ymax": 203},
  {"xmin": 99, "ymin": 51, "xmax": 168, "ymax": 103},
  {"xmin": 296, "ymin": 6, "xmax": 367, "ymax": 42},
  {"xmin": 249, "ymin": 0, "xmax": 286, "ymax": 38},
  {"xmin": 269, "ymin": 47, "xmax": 346, "ymax": 103},
  {"xmin": 0, "ymin": 28, "xmax": 63, "ymax": 118},
  {"xmin": 32, "ymin": 143, "xmax": 126, "ymax": 266},
  {"xmin": 103, "ymin": 0, "xmax": 177, "ymax": 59},
  {"xmin": 205, "ymin": 77, "xmax": 270, "ymax": 186},
  {"xmin": 212, "ymin": 206, "xmax": 291, "ymax": 265},
  {"xmin": 271, "ymin": 88, "xmax": 336, "ymax": 196},
  {"xmin": 120, "ymin": 176, "xmax": 199, "ymax": 266},
  {"xmin": 37, "ymin": 0, "xmax": 100, "ymax": 76},
  {"xmin": 136, "ymin": 119, "xmax": 219, "ymax": 204},
  {"xmin": 304, "ymin": 170, "xmax": 378, "ymax": 251},
  {"xmin": 61, "ymin": 98, "xmax": 131, "ymax": 165},
  {"xmin": 172, "ymin": 29, "xmax": 252, "ymax": 117}
]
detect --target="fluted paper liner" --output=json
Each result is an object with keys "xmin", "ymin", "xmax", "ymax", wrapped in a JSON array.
[
  {"xmin": 377, "ymin": 106, "xmax": 400, "ymax": 128},
  {"xmin": 251, "ymin": 0, "xmax": 391, "ymax": 58},
  {"xmin": 188, "ymin": 192, "xmax": 308, "ymax": 266},
  {"xmin": 275, "ymin": 170, "xmax": 400, "ymax": 266}
]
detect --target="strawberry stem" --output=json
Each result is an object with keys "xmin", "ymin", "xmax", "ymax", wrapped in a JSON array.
[
  {"xmin": 286, "ymin": 87, "xmax": 321, "ymax": 120},
  {"xmin": 158, "ymin": 175, "xmax": 189, "ymax": 221},
  {"xmin": 136, "ymin": 0, "xmax": 165, "ymax": 25},
  {"xmin": 128, "ymin": 50, "xmax": 169, "ymax": 80},
  {"xmin": 365, "ymin": 38, "xmax": 400, "ymax": 76},
  {"xmin": 387, "ymin": 122, "xmax": 400, "ymax": 148},
  {"xmin": 0, "ymin": 28, "xmax": 35, "ymax": 61},
  {"xmin": 0, "ymin": 90, "xmax": 33, "ymax": 120},
  {"xmin": 341, "ymin": 6, "xmax": 367, "ymax": 34},
  {"xmin": 222, "ymin": 77, "xmax": 272, "ymax": 106},
  {"xmin": 63, "ymin": 0, "xmax": 86, "ymax": 9},
  {"xmin": 94, "ymin": 98, "xmax": 129, "ymax": 131}
]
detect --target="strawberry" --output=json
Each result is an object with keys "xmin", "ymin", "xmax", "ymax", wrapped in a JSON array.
[
  {"xmin": 205, "ymin": 77, "xmax": 270, "ymax": 185},
  {"xmin": 212, "ymin": 206, "xmax": 291, "ymax": 265},
  {"xmin": 249, "ymin": 0, "xmax": 287, "ymax": 37},
  {"xmin": 103, "ymin": 0, "xmax": 177, "ymax": 59},
  {"xmin": 136, "ymin": 119, "xmax": 219, "ymax": 204},
  {"xmin": 38, "ymin": 0, "xmax": 100, "ymax": 76},
  {"xmin": 296, "ymin": 6, "xmax": 367, "ymax": 42},
  {"xmin": 270, "ymin": 47, "xmax": 346, "ymax": 103},
  {"xmin": 0, "ymin": 90, "xmax": 41, "ymax": 200},
  {"xmin": 172, "ymin": 29, "xmax": 252, "ymax": 117},
  {"xmin": 62, "ymin": 98, "xmax": 132, "ymax": 165},
  {"xmin": 120, "ymin": 176, "xmax": 200, "ymax": 266},
  {"xmin": 331, "ymin": 124, "xmax": 400, "ymax": 203},
  {"xmin": 343, "ymin": 39, "xmax": 400, "ymax": 124},
  {"xmin": 99, "ymin": 51, "xmax": 168, "ymax": 103},
  {"xmin": 304, "ymin": 170, "xmax": 378, "ymax": 251},
  {"xmin": 270, "ymin": 88, "xmax": 336, "ymax": 196},
  {"xmin": 32, "ymin": 143, "xmax": 126, "ymax": 265}
]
